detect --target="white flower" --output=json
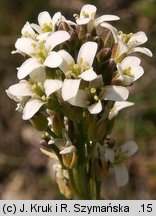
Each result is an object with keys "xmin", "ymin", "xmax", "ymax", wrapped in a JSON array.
[
  {"xmin": 68, "ymin": 75, "xmax": 129, "ymax": 114},
  {"xmin": 108, "ymin": 101, "xmax": 134, "ymax": 120},
  {"xmin": 112, "ymin": 31, "xmax": 152, "ymax": 61},
  {"xmin": 116, "ymin": 56, "xmax": 144, "ymax": 85},
  {"xmin": 32, "ymin": 11, "xmax": 76, "ymax": 37},
  {"xmin": 105, "ymin": 141, "xmax": 138, "ymax": 187},
  {"xmin": 21, "ymin": 21, "xmax": 37, "ymax": 39},
  {"xmin": 75, "ymin": 4, "xmax": 119, "ymax": 31},
  {"xmin": 31, "ymin": 11, "xmax": 62, "ymax": 34},
  {"xmin": 6, "ymin": 68, "xmax": 62, "ymax": 120},
  {"xmin": 14, "ymin": 30, "xmax": 70, "ymax": 79},
  {"xmin": 58, "ymin": 41, "xmax": 98, "ymax": 101}
]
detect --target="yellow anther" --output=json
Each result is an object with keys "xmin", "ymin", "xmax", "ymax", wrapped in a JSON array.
[
  {"xmin": 123, "ymin": 67, "xmax": 132, "ymax": 76},
  {"xmin": 73, "ymin": 14, "xmax": 79, "ymax": 19},
  {"xmin": 37, "ymin": 82, "xmax": 43, "ymax": 88},
  {"xmin": 42, "ymin": 23, "xmax": 52, "ymax": 32},
  {"xmin": 41, "ymin": 95, "xmax": 46, "ymax": 101},
  {"xmin": 90, "ymin": 88, "xmax": 96, "ymax": 94},
  {"xmin": 129, "ymin": 33, "xmax": 133, "ymax": 37},
  {"xmin": 94, "ymin": 95, "xmax": 99, "ymax": 101},
  {"xmin": 31, "ymin": 84, "xmax": 37, "ymax": 90},
  {"xmin": 73, "ymin": 64, "xmax": 79, "ymax": 71},
  {"xmin": 31, "ymin": 43, "xmax": 36, "ymax": 48},
  {"xmin": 82, "ymin": 11, "xmax": 90, "ymax": 18}
]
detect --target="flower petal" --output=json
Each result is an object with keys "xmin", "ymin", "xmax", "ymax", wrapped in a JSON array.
[
  {"xmin": 108, "ymin": 101, "xmax": 134, "ymax": 120},
  {"xmin": 121, "ymin": 141, "xmax": 138, "ymax": 157},
  {"xmin": 103, "ymin": 86, "xmax": 129, "ymax": 101},
  {"xmin": 76, "ymin": 18, "xmax": 91, "ymax": 25},
  {"xmin": 77, "ymin": 41, "xmax": 98, "ymax": 67},
  {"xmin": 60, "ymin": 146, "xmax": 76, "ymax": 154},
  {"xmin": 22, "ymin": 98, "xmax": 45, "ymax": 120},
  {"xmin": 58, "ymin": 50, "xmax": 75, "ymax": 74},
  {"xmin": 100, "ymin": 22, "xmax": 118, "ymax": 42},
  {"xmin": 45, "ymin": 30, "xmax": 70, "ymax": 51},
  {"xmin": 29, "ymin": 67, "xmax": 46, "ymax": 83},
  {"xmin": 80, "ymin": 4, "xmax": 97, "ymax": 18},
  {"xmin": 52, "ymin": 12, "xmax": 62, "ymax": 29},
  {"xmin": 44, "ymin": 79, "xmax": 62, "ymax": 96},
  {"xmin": 21, "ymin": 22, "xmax": 36, "ymax": 38},
  {"xmin": 6, "ymin": 89, "xmax": 22, "ymax": 102},
  {"xmin": 37, "ymin": 32, "xmax": 51, "ymax": 40},
  {"xmin": 96, "ymin": 15, "xmax": 120, "ymax": 26},
  {"xmin": 120, "ymin": 56, "xmax": 141, "ymax": 69},
  {"xmin": 88, "ymin": 100, "xmax": 102, "ymax": 114},
  {"xmin": 38, "ymin": 11, "xmax": 52, "ymax": 27},
  {"xmin": 44, "ymin": 51, "xmax": 62, "ymax": 68},
  {"xmin": 15, "ymin": 38, "xmax": 35, "ymax": 56},
  {"xmin": 104, "ymin": 148, "xmax": 115, "ymax": 163},
  {"xmin": 8, "ymin": 81, "xmax": 32, "ymax": 96},
  {"xmin": 17, "ymin": 58, "xmax": 42, "ymax": 79},
  {"xmin": 62, "ymin": 79, "xmax": 81, "ymax": 101},
  {"xmin": 128, "ymin": 31, "xmax": 147, "ymax": 46},
  {"xmin": 78, "ymin": 68, "xmax": 97, "ymax": 81},
  {"xmin": 130, "ymin": 47, "xmax": 153, "ymax": 57},
  {"xmin": 131, "ymin": 66, "xmax": 144, "ymax": 81},
  {"xmin": 68, "ymin": 89, "xmax": 87, "ymax": 107},
  {"xmin": 31, "ymin": 23, "xmax": 42, "ymax": 34},
  {"xmin": 114, "ymin": 163, "xmax": 129, "ymax": 187}
]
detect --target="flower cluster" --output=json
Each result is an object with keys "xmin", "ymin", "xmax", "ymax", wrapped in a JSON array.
[{"xmin": 6, "ymin": 4, "xmax": 152, "ymax": 199}]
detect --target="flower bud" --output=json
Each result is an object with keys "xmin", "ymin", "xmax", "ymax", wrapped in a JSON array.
[
  {"xmin": 60, "ymin": 146, "xmax": 77, "ymax": 169},
  {"xmin": 30, "ymin": 113, "xmax": 48, "ymax": 131},
  {"xmin": 69, "ymin": 28, "xmax": 78, "ymax": 43},
  {"xmin": 101, "ymin": 29, "xmax": 112, "ymax": 46},
  {"xmin": 52, "ymin": 113, "xmax": 64, "ymax": 136},
  {"xmin": 56, "ymin": 178, "xmax": 73, "ymax": 199},
  {"xmin": 58, "ymin": 21, "xmax": 70, "ymax": 32},
  {"xmin": 97, "ymin": 48, "xmax": 111, "ymax": 63},
  {"xmin": 77, "ymin": 25, "xmax": 87, "ymax": 40}
]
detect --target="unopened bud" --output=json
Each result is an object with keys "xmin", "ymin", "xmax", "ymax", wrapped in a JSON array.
[
  {"xmin": 56, "ymin": 178, "xmax": 73, "ymax": 199},
  {"xmin": 97, "ymin": 48, "xmax": 111, "ymax": 63},
  {"xmin": 52, "ymin": 114, "xmax": 64, "ymax": 135},
  {"xmin": 60, "ymin": 146, "xmax": 77, "ymax": 169},
  {"xmin": 77, "ymin": 25, "xmax": 87, "ymax": 40},
  {"xmin": 58, "ymin": 21, "xmax": 70, "ymax": 32},
  {"xmin": 69, "ymin": 28, "xmax": 78, "ymax": 42}
]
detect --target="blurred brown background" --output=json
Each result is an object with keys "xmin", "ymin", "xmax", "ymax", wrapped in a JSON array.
[{"xmin": 0, "ymin": 0, "xmax": 156, "ymax": 199}]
